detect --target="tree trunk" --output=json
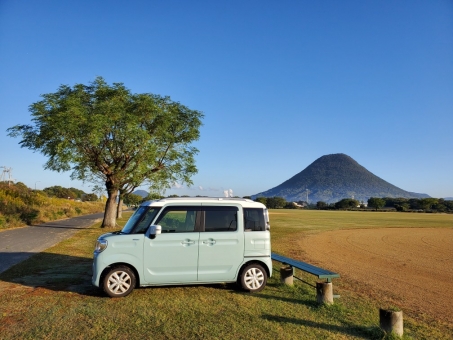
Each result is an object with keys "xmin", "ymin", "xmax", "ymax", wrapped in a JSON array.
[
  {"xmin": 102, "ymin": 188, "xmax": 118, "ymax": 228},
  {"xmin": 117, "ymin": 195, "xmax": 123, "ymax": 219}
]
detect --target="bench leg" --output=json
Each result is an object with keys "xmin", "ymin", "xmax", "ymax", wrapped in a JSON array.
[
  {"xmin": 280, "ymin": 266, "xmax": 294, "ymax": 286},
  {"xmin": 316, "ymin": 282, "xmax": 334, "ymax": 305}
]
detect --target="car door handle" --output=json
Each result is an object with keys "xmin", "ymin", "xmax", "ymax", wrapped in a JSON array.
[
  {"xmin": 181, "ymin": 239, "xmax": 195, "ymax": 245},
  {"xmin": 202, "ymin": 239, "xmax": 216, "ymax": 245}
]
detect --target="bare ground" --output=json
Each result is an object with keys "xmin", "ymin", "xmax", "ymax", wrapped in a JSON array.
[{"xmin": 297, "ymin": 228, "xmax": 453, "ymax": 326}]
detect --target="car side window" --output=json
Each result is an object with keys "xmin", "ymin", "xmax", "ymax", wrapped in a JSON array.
[
  {"xmin": 244, "ymin": 208, "xmax": 265, "ymax": 231},
  {"xmin": 155, "ymin": 206, "xmax": 198, "ymax": 233},
  {"xmin": 203, "ymin": 206, "xmax": 238, "ymax": 232}
]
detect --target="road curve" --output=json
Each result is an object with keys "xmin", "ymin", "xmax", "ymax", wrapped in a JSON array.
[{"xmin": 0, "ymin": 213, "xmax": 104, "ymax": 273}]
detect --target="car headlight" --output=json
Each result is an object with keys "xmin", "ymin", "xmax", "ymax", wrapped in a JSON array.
[{"xmin": 94, "ymin": 239, "xmax": 108, "ymax": 253}]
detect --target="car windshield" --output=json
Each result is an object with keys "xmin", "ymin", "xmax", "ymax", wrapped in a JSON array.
[{"xmin": 121, "ymin": 206, "xmax": 160, "ymax": 234}]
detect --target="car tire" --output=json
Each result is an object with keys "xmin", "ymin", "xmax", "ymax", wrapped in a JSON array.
[
  {"xmin": 103, "ymin": 266, "xmax": 136, "ymax": 298},
  {"xmin": 240, "ymin": 263, "xmax": 267, "ymax": 293}
]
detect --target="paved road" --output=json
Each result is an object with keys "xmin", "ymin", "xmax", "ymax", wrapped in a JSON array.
[{"xmin": 0, "ymin": 213, "xmax": 104, "ymax": 273}]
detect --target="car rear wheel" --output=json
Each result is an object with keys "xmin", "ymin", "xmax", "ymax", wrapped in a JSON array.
[
  {"xmin": 103, "ymin": 266, "xmax": 136, "ymax": 298},
  {"xmin": 240, "ymin": 263, "xmax": 267, "ymax": 293}
]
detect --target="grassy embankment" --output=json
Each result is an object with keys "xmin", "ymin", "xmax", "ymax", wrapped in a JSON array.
[
  {"xmin": 0, "ymin": 183, "xmax": 105, "ymax": 229},
  {"xmin": 0, "ymin": 210, "xmax": 452, "ymax": 339}
]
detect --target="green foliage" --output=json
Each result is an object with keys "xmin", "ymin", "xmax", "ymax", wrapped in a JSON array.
[
  {"xmin": 82, "ymin": 193, "xmax": 98, "ymax": 202},
  {"xmin": 382, "ymin": 197, "xmax": 452, "ymax": 213},
  {"xmin": 123, "ymin": 193, "xmax": 143, "ymax": 206},
  {"xmin": 335, "ymin": 198, "xmax": 360, "ymax": 209},
  {"xmin": 253, "ymin": 196, "xmax": 291, "ymax": 209},
  {"xmin": 43, "ymin": 185, "xmax": 85, "ymax": 199},
  {"xmin": 255, "ymin": 197, "xmax": 267, "ymax": 206},
  {"xmin": 146, "ymin": 192, "xmax": 164, "ymax": 200},
  {"xmin": 0, "ymin": 183, "xmax": 104, "ymax": 228},
  {"xmin": 284, "ymin": 202, "xmax": 297, "ymax": 209},
  {"xmin": 433, "ymin": 199, "xmax": 453, "ymax": 212},
  {"xmin": 368, "ymin": 197, "xmax": 386, "ymax": 211},
  {"xmin": 316, "ymin": 201, "xmax": 328, "ymax": 209},
  {"xmin": 265, "ymin": 196, "xmax": 287, "ymax": 209},
  {"xmin": 419, "ymin": 198, "xmax": 438, "ymax": 210},
  {"xmin": 382, "ymin": 197, "xmax": 408, "ymax": 208},
  {"xmin": 394, "ymin": 204, "xmax": 408, "ymax": 212},
  {"xmin": 7, "ymin": 77, "xmax": 203, "ymax": 228}
]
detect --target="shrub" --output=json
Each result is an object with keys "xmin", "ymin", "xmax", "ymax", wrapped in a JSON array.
[{"xmin": 0, "ymin": 183, "xmax": 104, "ymax": 228}]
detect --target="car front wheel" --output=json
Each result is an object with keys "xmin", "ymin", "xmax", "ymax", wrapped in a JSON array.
[{"xmin": 103, "ymin": 266, "xmax": 136, "ymax": 298}]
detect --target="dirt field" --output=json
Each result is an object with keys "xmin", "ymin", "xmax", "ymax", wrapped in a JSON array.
[{"xmin": 298, "ymin": 227, "xmax": 453, "ymax": 325}]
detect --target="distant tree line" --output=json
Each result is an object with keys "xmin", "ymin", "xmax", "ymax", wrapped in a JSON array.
[
  {"xmin": 315, "ymin": 197, "xmax": 453, "ymax": 213},
  {"xmin": 43, "ymin": 186, "xmax": 98, "ymax": 202},
  {"xmin": 379, "ymin": 197, "xmax": 452, "ymax": 212},
  {"xmin": 122, "ymin": 193, "xmax": 453, "ymax": 213},
  {"xmin": 250, "ymin": 196, "xmax": 305, "ymax": 209},
  {"xmin": 126, "ymin": 194, "xmax": 302, "ymax": 209}
]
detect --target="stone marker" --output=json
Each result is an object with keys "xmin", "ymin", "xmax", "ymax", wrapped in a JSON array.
[
  {"xmin": 316, "ymin": 282, "xmax": 334, "ymax": 305},
  {"xmin": 280, "ymin": 266, "xmax": 294, "ymax": 285},
  {"xmin": 379, "ymin": 308, "xmax": 403, "ymax": 337}
]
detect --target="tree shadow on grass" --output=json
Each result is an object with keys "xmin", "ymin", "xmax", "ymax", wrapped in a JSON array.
[
  {"xmin": 262, "ymin": 314, "xmax": 384, "ymax": 339},
  {"xmin": 0, "ymin": 252, "xmax": 103, "ymax": 297},
  {"xmin": 255, "ymin": 292, "xmax": 319, "ymax": 308}
]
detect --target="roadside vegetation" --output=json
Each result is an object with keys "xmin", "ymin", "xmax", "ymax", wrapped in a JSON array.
[
  {"xmin": 1, "ymin": 210, "xmax": 451, "ymax": 339},
  {"xmin": 0, "ymin": 182, "xmax": 104, "ymax": 229}
]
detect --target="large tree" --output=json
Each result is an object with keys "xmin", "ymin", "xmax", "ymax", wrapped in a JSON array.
[
  {"xmin": 367, "ymin": 197, "xmax": 385, "ymax": 211},
  {"xmin": 8, "ymin": 77, "xmax": 203, "ymax": 227},
  {"xmin": 335, "ymin": 198, "xmax": 359, "ymax": 209}
]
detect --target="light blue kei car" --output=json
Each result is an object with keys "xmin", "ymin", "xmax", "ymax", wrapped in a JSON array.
[{"xmin": 92, "ymin": 197, "xmax": 272, "ymax": 297}]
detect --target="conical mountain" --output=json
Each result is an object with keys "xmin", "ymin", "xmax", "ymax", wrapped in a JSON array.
[{"xmin": 253, "ymin": 153, "xmax": 429, "ymax": 203}]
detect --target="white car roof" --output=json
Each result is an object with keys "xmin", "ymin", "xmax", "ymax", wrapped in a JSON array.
[{"xmin": 140, "ymin": 197, "xmax": 266, "ymax": 209}]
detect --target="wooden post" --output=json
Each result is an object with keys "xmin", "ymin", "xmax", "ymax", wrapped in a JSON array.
[
  {"xmin": 379, "ymin": 308, "xmax": 403, "ymax": 337},
  {"xmin": 316, "ymin": 282, "xmax": 334, "ymax": 305},
  {"xmin": 280, "ymin": 266, "xmax": 294, "ymax": 285}
]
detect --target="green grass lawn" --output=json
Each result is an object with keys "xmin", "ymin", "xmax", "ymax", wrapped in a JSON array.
[{"xmin": 0, "ymin": 210, "xmax": 451, "ymax": 339}]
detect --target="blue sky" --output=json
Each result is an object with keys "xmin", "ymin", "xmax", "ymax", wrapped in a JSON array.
[{"xmin": 1, "ymin": 0, "xmax": 452, "ymax": 198}]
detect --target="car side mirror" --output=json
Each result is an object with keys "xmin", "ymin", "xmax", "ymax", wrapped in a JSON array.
[{"xmin": 149, "ymin": 225, "xmax": 162, "ymax": 239}]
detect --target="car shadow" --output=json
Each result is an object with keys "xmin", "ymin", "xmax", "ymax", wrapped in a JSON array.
[{"xmin": 0, "ymin": 252, "xmax": 242, "ymax": 297}]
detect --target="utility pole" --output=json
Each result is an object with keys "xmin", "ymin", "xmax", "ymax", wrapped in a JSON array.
[{"xmin": 0, "ymin": 167, "xmax": 14, "ymax": 186}]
